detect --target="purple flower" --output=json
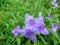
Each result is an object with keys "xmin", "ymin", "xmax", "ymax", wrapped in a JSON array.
[
  {"xmin": 25, "ymin": 30, "xmax": 36, "ymax": 41},
  {"xmin": 12, "ymin": 26, "xmax": 21, "ymax": 36},
  {"xmin": 19, "ymin": 24, "xmax": 36, "ymax": 41},
  {"xmin": 36, "ymin": 24, "xmax": 49, "ymax": 35},
  {"xmin": 25, "ymin": 12, "xmax": 43, "ymax": 34},
  {"xmin": 52, "ymin": 23, "xmax": 58, "ymax": 32},
  {"xmin": 25, "ymin": 13, "xmax": 35, "ymax": 26},
  {"xmin": 34, "ymin": 12, "xmax": 49, "ymax": 35},
  {"xmin": 25, "ymin": 13, "xmax": 39, "ymax": 34},
  {"xmin": 47, "ymin": 13, "xmax": 51, "ymax": 19},
  {"xmin": 51, "ymin": 0, "xmax": 58, "ymax": 7}
]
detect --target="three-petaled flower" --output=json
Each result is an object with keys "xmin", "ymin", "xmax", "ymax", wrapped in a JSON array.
[
  {"xmin": 51, "ymin": 0, "xmax": 58, "ymax": 7},
  {"xmin": 52, "ymin": 23, "xmax": 58, "ymax": 32}
]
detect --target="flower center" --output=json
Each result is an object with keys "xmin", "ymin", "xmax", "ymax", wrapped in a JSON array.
[
  {"xmin": 25, "ymin": 30, "xmax": 34, "ymax": 37},
  {"xmin": 54, "ymin": 1, "xmax": 57, "ymax": 4},
  {"xmin": 53, "ymin": 24, "xmax": 57, "ymax": 28},
  {"xmin": 29, "ymin": 19, "xmax": 35, "ymax": 24}
]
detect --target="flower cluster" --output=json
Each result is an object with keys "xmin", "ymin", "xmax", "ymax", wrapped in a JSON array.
[
  {"xmin": 12, "ymin": 12, "xmax": 58, "ymax": 41},
  {"xmin": 11, "ymin": 0, "xmax": 58, "ymax": 41}
]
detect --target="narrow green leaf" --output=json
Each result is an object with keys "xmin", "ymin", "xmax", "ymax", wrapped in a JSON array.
[
  {"xmin": 16, "ymin": 37, "xmax": 21, "ymax": 45},
  {"xmin": 34, "ymin": 0, "xmax": 44, "ymax": 17}
]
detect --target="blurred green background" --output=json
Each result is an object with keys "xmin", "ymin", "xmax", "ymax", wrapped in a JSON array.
[{"xmin": 0, "ymin": 0, "xmax": 60, "ymax": 45}]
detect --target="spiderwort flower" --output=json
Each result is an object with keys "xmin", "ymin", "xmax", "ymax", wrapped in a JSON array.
[
  {"xmin": 25, "ymin": 12, "xmax": 42, "ymax": 34},
  {"xmin": 35, "ymin": 12, "xmax": 49, "ymax": 35},
  {"xmin": 36, "ymin": 24, "xmax": 49, "ymax": 35},
  {"xmin": 25, "ymin": 30, "xmax": 36, "ymax": 41},
  {"xmin": 20, "ymin": 24, "xmax": 36, "ymax": 41},
  {"xmin": 25, "ymin": 13, "xmax": 35, "ymax": 26},
  {"xmin": 25, "ymin": 13, "xmax": 38, "ymax": 34},
  {"xmin": 51, "ymin": 0, "xmax": 58, "ymax": 7},
  {"xmin": 12, "ymin": 26, "xmax": 21, "ymax": 36},
  {"xmin": 52, "ymin": 23, "xmax": 58, "ymax": 32},
  {"xmin": 47, "ymin": 13, "xmax": 51, "ymax": 19}
]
